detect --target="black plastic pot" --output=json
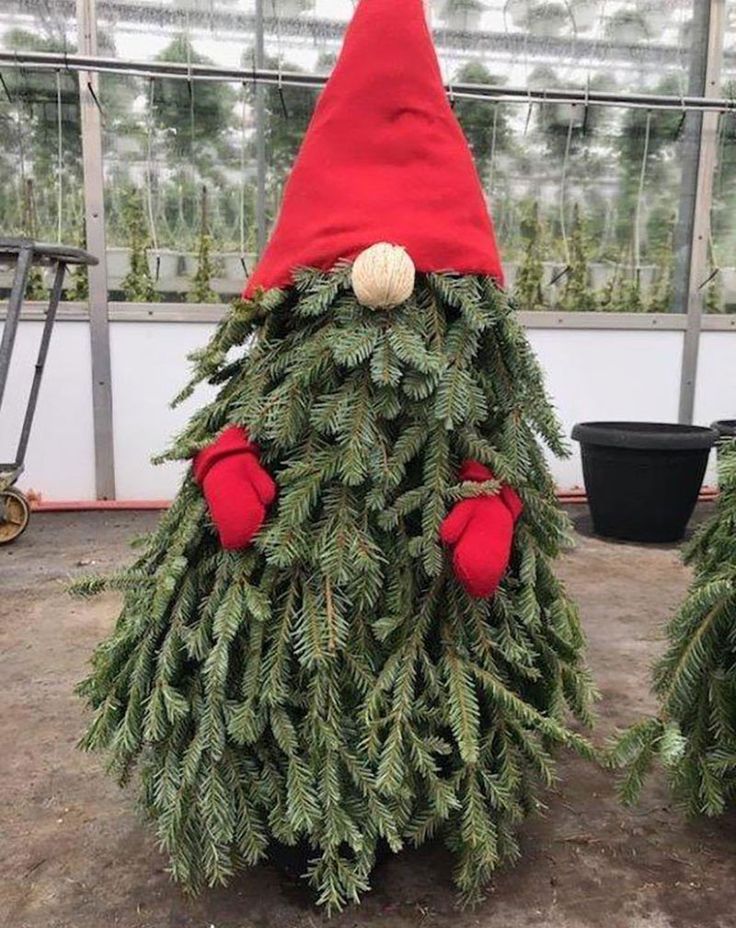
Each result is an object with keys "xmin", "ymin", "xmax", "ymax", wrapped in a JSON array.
[
  {"xmin": 571, "ymin": 422, "xmax": 718, "ymax": 543},
  {"xmin": 712, "ymin": 420, "xmax": 736, "ymax": 439}
]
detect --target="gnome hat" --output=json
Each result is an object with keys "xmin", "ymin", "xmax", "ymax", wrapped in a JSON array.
[{"xmin": 244, "ymin": 0, "xmax": 504, "ymax": 297}]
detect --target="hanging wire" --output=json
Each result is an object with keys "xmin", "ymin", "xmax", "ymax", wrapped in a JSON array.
[
  {"xmin": 488, "ymin": 103, "xmax": 498, "ymax": 194},
  {"xmin": 271, "ymin": 0, "xmax": 289, "ymax": 119},
  {"xmin": 55, "ymin": 69, "xmax": 63, "ymax": 242},
  {"xmin": 557, "ymin": 105, "xmax": 577, "ymax": 271},
  {"xmin": 145, "ymin": 77, "xmax": 161, "ymax": 278},
  {"xmin": 716, "ymin": 96, "xmax": 730, "ymax": 202},
  {"xmin": 703, "ymin": 111, "xmax": 725, "ymax": 293},
  {"xmin": 185, "ymin": 9, "xmax": 196, "ymax": 192},
  {"xmin": 239, "ymin": 82, "xmax": 249, "ymax": 274},
  {"xmin": 15, "ymin": 79, "xmax": 27, "ymax": 236},
  {"xmin": 523, "ymin": 88, "xmax": 534, "ymax": 135},
  {"xmin": 633, "ymin": 110, "xmax": 652, "ymax": 275}
]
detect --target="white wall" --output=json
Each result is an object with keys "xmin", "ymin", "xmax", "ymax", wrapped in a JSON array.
[
  {"xmin": 0, "ymin": 320, "xmax": 96, "ymax": 499},
  {"xmin": 3, "ymin": 319, "xmax": 728, "ymax": 501},
  {"xmin": 528, "ymin": 329, "xmax": 684, "ymax": 489},
  {"xmin": 694, "ymin": 331, "xmax": 736, "ymax": 485},
  {"xmin": 109, "ymin": 322, "xmax": 216, "ymax": 499}
]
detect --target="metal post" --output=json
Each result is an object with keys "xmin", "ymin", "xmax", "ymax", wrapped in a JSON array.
[
  {"xmin": 77, "ymin": 0, "xmax": 116, "ymax": 498},
  {"xmin": 255, "ymin": 0, "xmax": 268, "ymax": 255},
  {"xmin": 677, "ymin": 0, "xmax": 724, "ymax": 424},
  {"xmin": 0, "ymin": 244, "xmax": 33, "ymax": 409},
  {"xmin": 15, "ymin": 262, "xmax": 66, "ymax": 467}
]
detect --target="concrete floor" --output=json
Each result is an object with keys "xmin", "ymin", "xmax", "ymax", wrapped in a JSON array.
[{"xmin": 1, "ymin": 508, "xmax": 735, "ymax": 928}]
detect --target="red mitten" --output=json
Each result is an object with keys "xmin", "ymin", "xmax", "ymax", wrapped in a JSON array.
[
  {"xmin": 193, "ymin": 426, "xmax": 277, "ymax": 550},
  {"xmin": 439, "ymin": 460, "xmax": 523, "ymax": 599}
]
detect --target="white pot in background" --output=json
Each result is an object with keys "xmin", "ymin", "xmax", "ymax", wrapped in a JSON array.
[
  {"xmin": 507, "ymin": 0, "xmax": 535, "ymax": 28},
  {"xmin": 148, "ymin": 250, "xmax": 179, "ymax": 284},
  {"xmin": 569, "ymin": 0, "xmax": 598, "ymax": 31},
  {"xmin": 106, "ymin": 248, "xmax": 131, "ymax": 284},
  {"xmin": 275, "ymin": 0, "xmax": 315, "ymax": 17},
  {"xmin": 221, "ymin": 252, "xmax": 257, "ymax": 283},
  {"xmin": 441, "ymin": 1, "xmax": 483, "ymax": 31},
  {"xmin": 526, "ymin": 3, "xmax": 569, "ymax": 37}
]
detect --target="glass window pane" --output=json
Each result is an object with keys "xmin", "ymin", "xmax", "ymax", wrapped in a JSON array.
[
  {"xmin": 9, "ymin": 0, "xmax": 702, "ymax": 310},
  {"xmin": 710, "ymin": 3, "xmax": 736, "ymax": 313},
  {"xmin": 0, "ymin": 2, "xmax": 83, "ymax": 299}
]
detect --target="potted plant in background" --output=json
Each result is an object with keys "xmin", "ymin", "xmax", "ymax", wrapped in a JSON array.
[
  {"xmin": 568, "ymin": 0, "xmax": 598, "ymax": 31},
  {"xmin": 604, "ymin": 9, "xmax": 650, "ymax": 44},
  {"xmin": 525, "ymin": 2, "xmax": 569, "ymax": 37},
  {"xmin": 440, "ymin": 0, "xmax": 485, "ymax": 30},
  {"xmin": 571, "ymin": 422, "xmax": 718, "ymax": 543},
  {"xmin": 713, "ymin": 421, "xmax": 736, "ymax": 440},
  {"xmin": 506, "ymin": 0, "xmax": 535, "ymax": 28},
  {"xmin": 513, "ymin": 199, "xmax": 547, "ymax": 311},
  {"xmin": 273, "ymin": 0, "xmax": 316, "ymax": 16},
  {"xmin": 558, "ymin": 203, "xmax": 598, "ymax": 312},
  {"xmin": 187, "ymin": 186, "xmax": 219, "ymax": 304},
  {"xmin": 712, "ymin": 420, "xmax": 736, "ymax": 473},
  {"xmin": 120, "ymin": 186, "xmax": 159, "ymax": 303}
]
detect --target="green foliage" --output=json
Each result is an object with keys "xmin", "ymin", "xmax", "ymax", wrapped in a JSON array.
[
  {"xmin": 514, "ymin": 200, "xmax": 547, "ymax": 311},
  {"xmin": 559, "ymin": 203, "xmax": 597, "ymax": 313},
  {"xmin": 612, "ymin": 442, "xmax": 736, "ymax": 815},
  {"xmin": 79, "ymin": 267, "xmax": 594, "ymax": 910},
  {"xmin": 120, "ymin": 186, "xmax": 159, "ymax": 303},
  {"xmin": 453, "ymin": 61, "xmax": 511, "ymax": 184},
  {"xmin": 188, "ymin": 187, "xmax": 219, "ymax": 304},
  {"xmin": 153, "ymin": 36, "xmax": 235, "ymax": 163},
  {"xmin": 647, "ymin": 216, "xmax": 675, "ymax": 313},
  {"xmin": 65, "ymin": 214, "xmax": 90, "ymax": 302}
]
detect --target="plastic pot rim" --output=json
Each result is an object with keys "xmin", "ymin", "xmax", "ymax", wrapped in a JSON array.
[{"xmin": 571, "ymin": 421, "xmax": 718, "ymax": 451}]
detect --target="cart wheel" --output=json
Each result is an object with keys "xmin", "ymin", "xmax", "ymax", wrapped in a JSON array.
[{"xmin": 0, "ymin": 487, "xmax": 31, "ymax": 545}]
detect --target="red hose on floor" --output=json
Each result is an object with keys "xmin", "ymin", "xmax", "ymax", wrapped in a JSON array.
[{"xmin": 28, "ymin": 488, "xmax": 719, "ymax": 512}]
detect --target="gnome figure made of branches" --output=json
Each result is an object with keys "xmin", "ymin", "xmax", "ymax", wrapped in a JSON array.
[{"xmin": 79, "ymin": 0, "xmax": 594, "ymax": 911}]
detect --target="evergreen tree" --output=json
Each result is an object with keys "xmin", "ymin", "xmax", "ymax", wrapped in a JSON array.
[
  {"xmin": 77, "ymin": 0, "xmax": 594, "ymax": 911},
  {"xmin": 77, "ymin": 269, "xmax": 595, "ymax": 909},
  {"xmin": 21, "ymin": 179, "xmax": 48, "ymax": 301},
  {"xmin": 559, "ymin": 203, "xmax": 597, "ymax": 313},
  {"xmin": 514, "ymin": 200, "xmax": 547, "ymax": 312},
  {"xmin": 647, "ymin": 216, "xmax": 675, "ymax": 314},
  {"xmin": 611, "ymin": 440, "xmax": 736, "ymax": 814},
  {"xmin": 66, "ymin": 213, "xmax": 90, "ymax": 303},
  {"xmin": 188, "ymin": 186, "xmax": 219, "ymax": 304},
  {"xmin": 120, "ymin": 186, "xmax": 159, "ymax": 303}
]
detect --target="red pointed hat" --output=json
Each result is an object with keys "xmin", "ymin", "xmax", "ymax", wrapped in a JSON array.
[{"xmin": 244, "ymin": 0, "xmax": 504, "ymax": 297}]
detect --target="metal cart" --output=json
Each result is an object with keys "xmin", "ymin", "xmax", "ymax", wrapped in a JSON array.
[{"xmin": 0, "ymin": 238, "xmax": 98, "ymax": 544}]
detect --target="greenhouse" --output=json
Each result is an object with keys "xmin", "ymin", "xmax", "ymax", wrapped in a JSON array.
[{"xmin": 0, "ymin": 1, "xmax": 735, "ymax": 926}]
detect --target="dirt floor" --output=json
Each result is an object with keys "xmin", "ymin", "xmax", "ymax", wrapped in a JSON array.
[{"xmin": 1, "ymin": 507, "xmax": 735, "ymax": 928}]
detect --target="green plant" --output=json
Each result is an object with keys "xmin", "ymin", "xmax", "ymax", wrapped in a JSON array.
[
  {"xmin": 152, "ymin": 36, "xmax": 236, "ymax": 164},
  {"xmin": 611, "ymin": 441, "xmax": 736, "ymax": 813},
  {"xmin": 525, "ymin": 2, "xmax": 569, "ymax": 36},
  {"xmin": 78, "ymin": 267, "xmax": 594, "ymax": 911},
  {"xmin": 120, "ymin": 186, "xmax": 158, "ymax": 303},
  {"xmin": 453, "ymin": 60, "xmax": 511, "ymax": 188},
  {"xmin": 65, "ymin": 215, "xmax": 90, "ymax": 303},
  {"xmin": 647, "ymin": 217, "xmax": 675, "ymax": 313},
  {"xmin": 20, "ymin": 179, "xmax": 47, "ymax": 301},
  {"xmin": 514, "ymin": 199, "xmax": 547, "ymax": 311},
  {"xmin": 188, "ymin": 186, "xmax": 219, "ymax": 304},
  {"xmin": 559, "ymin": 203, "xmax": 597, "ymax": 312},
  {"xmin": 704, "ymin": 271, "xmax": 724, "ymax": 314},
  {"xmin": 604, "ymin": 9, "xmax": 650, "ymax": 42}
]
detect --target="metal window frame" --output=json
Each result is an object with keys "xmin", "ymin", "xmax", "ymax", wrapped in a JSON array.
[
  {"xmin": 3, "ymin": 0, "xmax": 728, "ymax": 498},
  {"xmin": 678, "ymin": 0, "xmax": 726, "ymax": 424},
  {"xmin": 6, "ymin": 302, "xmax": 736, "ymax": 332},
  {"xmin": 76, "ymin": 0, "xmax": 116, "ymax": 499}
]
